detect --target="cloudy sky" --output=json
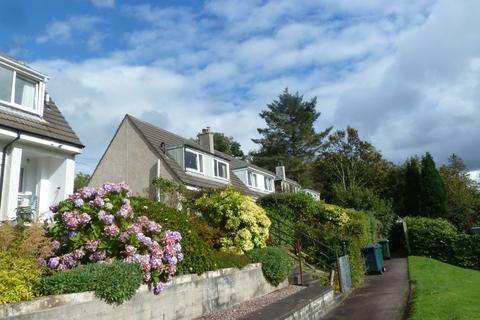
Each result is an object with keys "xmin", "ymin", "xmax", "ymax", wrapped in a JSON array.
[{"xmin": 1, "ymin": 0, "xmax": 479, "ymax": 175}]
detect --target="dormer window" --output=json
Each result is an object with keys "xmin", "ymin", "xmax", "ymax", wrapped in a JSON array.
[
  {"xmin": 0, "ymin": 57, "xmax": 46, "ymax": 115},
  {"xmin": 247, "ymin": 171, "xmax": 258, "ymax": 188},
  {"xmin": 214, "ymin": 159, "xmax": 228, "ymax": 179},
  {"xmin": 185, "ymin": 148, "xmax": 204, "ymax": 174}
]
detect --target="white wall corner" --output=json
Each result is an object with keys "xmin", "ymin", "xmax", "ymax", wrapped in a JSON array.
[{"xmin": 1, "ymin": 147, "xmax": 22, "ymax": 220}]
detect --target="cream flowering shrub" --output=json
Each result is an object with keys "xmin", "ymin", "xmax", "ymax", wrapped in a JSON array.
[
  {"xmin": 194, "ymin": 188, "xmax": 271, "ymax": 254},
  {"xmin": 321, "ymin": 203, "xmax": 351, "ymax": 227}
]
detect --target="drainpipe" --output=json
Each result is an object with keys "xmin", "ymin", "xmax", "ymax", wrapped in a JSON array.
[{"xmin": 0, "ymin": 131, "xmax": 21, "ymax": 209}]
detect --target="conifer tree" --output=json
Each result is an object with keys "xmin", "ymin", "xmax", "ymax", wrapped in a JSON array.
[
  {"xmin": 403, "ymin": 157, "xmax": 421, "ymax": 216},
  {"xmin": 419, "ymin": 152, "xmax": 447, "ymax": 217}
]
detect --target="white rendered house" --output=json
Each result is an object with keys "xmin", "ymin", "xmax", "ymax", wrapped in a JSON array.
[{"xmin": 0, "ymin": 54, "xmax": 83, "ymax": 221}]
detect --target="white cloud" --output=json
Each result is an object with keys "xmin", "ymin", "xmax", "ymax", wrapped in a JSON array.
[
  {"xmin": 36, "ymin": 16, "xmax": 102, "ymax": 46},
  {"xmin": 28, "ymin": 0, "xmax": 480, "ymax": 172}
]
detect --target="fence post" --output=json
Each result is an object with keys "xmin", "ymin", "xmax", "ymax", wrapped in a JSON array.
[{"xmin": 296, "ymin": 239, "xmax": 304, "ymax": 286}]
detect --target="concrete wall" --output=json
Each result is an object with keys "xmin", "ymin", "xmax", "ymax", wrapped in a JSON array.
[
  {"xmin": 0, "ymin": 263, "xmax": 287, "ymax": 320},
  {"xmin": 89, "ymin": 118, "xmax": 176, "ymax": 198}
]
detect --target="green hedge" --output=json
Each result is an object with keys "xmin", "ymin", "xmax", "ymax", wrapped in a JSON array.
[
  {"xmin": 405, "ymin": 216, "xmax": 480, "ymax": 269},
  {"xmin": 246, "ymin": 247, "xmax": 293, "ymax": 286},
  {"xmin": 132, "ymin": 198, "xmax": 250, "ymax": 274},
  {"xmin": 259, "ymin": 193, "xmax": 377, "ymax": 288},
  {"xmin": 36, "ymin": 261, "xmax": 143, "ymax": 304}
]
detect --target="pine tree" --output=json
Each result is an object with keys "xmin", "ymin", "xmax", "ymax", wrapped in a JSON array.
[
  {"xmin": 419, "ymin": 152, "xmax": 447, "ymax": 217},
  {"xmin": 403, "ymin": 157, "xmax": 421, "ymax": 216},
  {"xmin": 250, "ymin": 88, "xmax": 331, "ymax": 185}
]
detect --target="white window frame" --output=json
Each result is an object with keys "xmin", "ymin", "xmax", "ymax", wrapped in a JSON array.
[
  {"xmin": 214, "ymin": 159, "xmax": 229, "ymax": 180},
  {"xmin": 247, "ymin": 171, "xmax": 258, "ymax": 188},
  {"xmin": 184, "ymin": 148, "xmax": 204, "ymax": 174},
  {"xmin": 264, "ymin": 176, "xmax": 274, "ymax": 191},
  {"xmin": 0, "ymin": 60, "xmax": 45, "ymax": 116}
]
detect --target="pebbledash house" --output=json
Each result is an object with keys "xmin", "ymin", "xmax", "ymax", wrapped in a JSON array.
[{"xmin": 0, "ymin": 54, "xmax": 83, "ymax": 222}]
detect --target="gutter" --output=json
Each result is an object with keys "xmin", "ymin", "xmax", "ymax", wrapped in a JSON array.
[{"xmin": 0, "ymin": 131, "xmax": 21, "ymax": 208}]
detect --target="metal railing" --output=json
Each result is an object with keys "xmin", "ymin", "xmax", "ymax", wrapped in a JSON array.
[{"xmin": 268, "ymin": 213, "xmax": 338, "ymax": 286}]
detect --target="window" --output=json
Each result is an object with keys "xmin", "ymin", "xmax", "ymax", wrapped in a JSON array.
[
  {"xmin": 185, "ymin": 149, "xmax": 204, "ymax": 173},
  {"xmin": 247, "ymin": 171, "xmax": 257, "ymax": 187},
  {"xmin": 264, "ymin": 176, "xmax": 274, "ymax": 191},
  {"xmin": 0, "ymin": 63, "xmax": 39, "ymax": 111},
  {"xmin": 214, "ymin": 159, "xmax": 228, "ymax": 179}
]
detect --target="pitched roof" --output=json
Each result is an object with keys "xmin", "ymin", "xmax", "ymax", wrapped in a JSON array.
[
  {"xmin": 0, "ymin": 98, "xmax": 83, "ymax": 148},
  {"xmin": 126, "ymin": 115, "xmax": 258, "ymax": 197}
]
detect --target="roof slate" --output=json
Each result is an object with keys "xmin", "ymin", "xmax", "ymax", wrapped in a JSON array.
[
  {"xmin": 126, "ymin": 115, "xmax": 259, "ymax": 197},
  {"xmin": 0, "ymin": 98, "xmax": 83, "ymax": 147}
]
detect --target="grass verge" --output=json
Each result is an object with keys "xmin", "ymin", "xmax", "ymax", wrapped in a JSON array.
[{"xmin": 409, "ymin": 256, "xmax": 480, "ymax": 320}]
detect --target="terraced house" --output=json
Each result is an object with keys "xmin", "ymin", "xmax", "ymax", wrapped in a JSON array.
[
  {"xmin": 0, "ymin": 55, "xmax": 83, "ymax": 221},
  {"xmin": 89, "ymin": 115, "xmax": 320, "ymax": 201}
]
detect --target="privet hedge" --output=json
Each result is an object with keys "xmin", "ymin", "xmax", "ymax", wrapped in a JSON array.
[{"xmin": 405, "ymin": 216, "xmax": 480, "ymax": 269}]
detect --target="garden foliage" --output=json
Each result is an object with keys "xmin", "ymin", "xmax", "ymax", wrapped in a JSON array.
[
  {"xmin": 193, "ymin": 188, "xmax": 271, "ymax": 254},
  {"xmin": 36, "ymin": 260, "xmax": 143, "ymax": 304},
  {"xmin": 45, "ymin": 183, "xmax": 183, "ymax": 295},
  {"xmin": 0, "ymin": 223, "xmax": 50, "ymax": 304},
  {"xmin": 132, "ymin": 197, "xmax": 250, "ymax": 274},
  {"xmin": 259, "ymin": 192, "xmax": 376, "ymax": 287},
  {"xmin": 405, "ymin": 216, "xmax": 480, "ymax": 269},
  {"xmin": 246, "ymin": 247, "xmax": 293, "ymax": 286}
]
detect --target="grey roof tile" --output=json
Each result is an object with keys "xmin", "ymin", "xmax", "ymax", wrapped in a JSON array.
[
  {"xmin": 126, "ymin": 115, "xmax": 257, "ymax": 196},
  {"xmin": 0, "ymin": 98, "xmax": 83, "ymax": 147}
]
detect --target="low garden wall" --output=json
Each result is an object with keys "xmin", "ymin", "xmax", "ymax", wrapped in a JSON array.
[{"xmin": 1, "ymin": 263, "xmax": 287, "ymax": 320}]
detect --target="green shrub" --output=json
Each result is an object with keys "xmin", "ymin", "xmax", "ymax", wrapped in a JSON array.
[
  {"xmin": 246, "ymin": 247, "xmax": 293, "ymax": 286},
  {"xmin": 134, "ymin": 197, "xmax": 256, "ymax": 273},
  {"xmin": 405, "ymin": 216, "xmax": 480, "ymax": 269},
  {"xmin": 259, "ymin": 193, "xmax": 377, "ymax": 288},
  {"xmin": 193, "ymin": 188, "xmax": 271, "ymax": 254},
  {"xmin": 0, "ymin": 252, "xmax": 43, "ymax": 304},
  {"xmin": 36, "ymin": 260, "xmax": 143, "ymax": 304}
]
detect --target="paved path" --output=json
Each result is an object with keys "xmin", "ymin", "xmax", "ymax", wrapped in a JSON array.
[{"xmin": 324, "ymin": 257, "xmax": 409, "ymax": 320}]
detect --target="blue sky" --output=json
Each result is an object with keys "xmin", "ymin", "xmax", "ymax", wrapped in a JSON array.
[{"xmin": 1, "ymin": 0, "xmax": 480, "ymax": 178}]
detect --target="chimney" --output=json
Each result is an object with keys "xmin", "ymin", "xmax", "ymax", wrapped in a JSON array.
[
  {"xmin": 275, "ymin": 165, "xmax": 286, "ymax": 180},
  {"xmin": 198, "ymin": 127, "xmax": 214, "ymax": 153}
]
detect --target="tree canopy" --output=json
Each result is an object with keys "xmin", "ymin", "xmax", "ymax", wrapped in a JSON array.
[
  {"xmin": 250, "ymin": 88, "xmax": 331, "ymax": 185},
  {"xmin": 212, "ymin": 133, "xmax": 246, "ymax": 159}
]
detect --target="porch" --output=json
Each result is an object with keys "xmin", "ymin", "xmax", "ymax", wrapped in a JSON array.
[{"xmin": 0, "ymin": 143, "xmax": 75, "ymax": 221}]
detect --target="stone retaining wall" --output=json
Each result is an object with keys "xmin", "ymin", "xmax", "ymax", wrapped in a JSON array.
[{"xmin": 1, "ymin": 263, "xmax": 287, "ymax": 320}]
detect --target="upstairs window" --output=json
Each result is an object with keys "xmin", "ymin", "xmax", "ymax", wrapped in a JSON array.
[
  {"xmin": 214, "ymin": 159, "xmax": 228, "ymax": 179},
  {"xmin": 0, "ymin": 63, "xmax": 40, "ymax": 112},
  {"xmin": 247, "ymin": 171, "xmax": 257, "ymax": 188},
  {"xmin": 264, "ymin": 176, "xmax": 274, "ymax": 191},
  {"xmin": 185, "ymin": 149, "xmax": 204, "ymax": 173}
]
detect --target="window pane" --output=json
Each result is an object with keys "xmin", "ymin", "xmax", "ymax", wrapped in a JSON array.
[
  {"xmin": 15, "ymin": 76, "xmax": 36, "ymax": 109},
  {"xmin": 198, "ymin": 154, "xmax": 203, "ymax": 172},
  {"xmin": 0, "ymin": 65, "xmax": 13, "ymax": 102},
  {"xmin": 248, "ymin": 172, "xmax": 252, "ymax": 185},
  {"xmin": 218, "ymin": 162, "xmax": 227, "ymax": 178},
  {"xmin": 214, "ymin": 160, "xmax": 218, "ymax": 176},
  {"xmin": 252, "ymin": 173, "xmax": 257, "ymax": 187},
  {"xmin": 185, "ymin": 151, "xmax": 198, "ymax": 170}
]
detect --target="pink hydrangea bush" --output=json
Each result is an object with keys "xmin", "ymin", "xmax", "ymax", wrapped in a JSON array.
[{"xmin": 43, "ymin": 182, "xmax": 182, "ymax": 294}]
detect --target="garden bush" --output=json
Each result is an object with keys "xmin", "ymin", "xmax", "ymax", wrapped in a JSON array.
[
  {"xmin": 259, "ymin": 193, "xmax": 377, "ymax": 287},
  {"xmin": 0, "ymin": 223, "xmax": 51, "ymax": 304},
  {"xmin": 36, "ymin": 260, "xmax": 143, "ymax": 304},
  {"xmin": 45, "ymin": 183, "xmax": 182, "ymax": 295},
  {"xmin": 246, "ymin": 247, "xmax": 293, "ymax": 286},
  {"xmin": 133, "ymin": 197, "xmax": 251, "ymax": 274},
  {"xmin": 193, "ymin": 188, "xmax": 271, "ymax": 254},
  {"xmin": 405, "ymin": 216, "xmax": 480, "ymax": 269},
  {"xmin": 0, "ymin": 252, "xmax": 43, "ymax": 304}
]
